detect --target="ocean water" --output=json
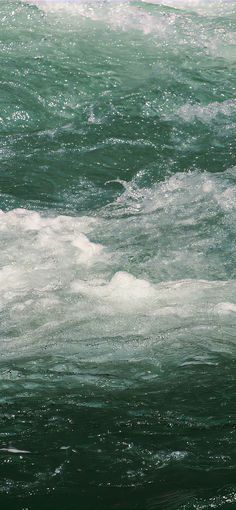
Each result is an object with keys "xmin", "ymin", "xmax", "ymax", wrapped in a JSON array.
[{"xmin": 1, "ymin": 0, "xmax": 236, "ymax": 508}]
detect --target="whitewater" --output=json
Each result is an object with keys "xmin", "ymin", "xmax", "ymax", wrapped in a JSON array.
[{"xmin": 1, "ymin": 0, "xmax": 236, "ymax": 508}]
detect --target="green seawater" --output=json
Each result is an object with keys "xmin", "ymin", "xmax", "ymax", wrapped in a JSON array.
[{"xmin": 1, "ymin": 1, "xmax": 236, "ymax": 508}]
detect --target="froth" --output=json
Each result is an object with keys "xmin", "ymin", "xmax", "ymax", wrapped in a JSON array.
[
  {"xmin": 176, "ymin": 100, "xmax": 236, "ymax": 124},
  {"xmin": 1, "ymin": 168, "xmax": 236, "ymax": 363},
  {"xmin": 71, "ymin": 271, "xmax": 157, "ymax": 311},
  {"xmin": 0, "ymin": 209, "xmax": 103, "ymax": 308}
]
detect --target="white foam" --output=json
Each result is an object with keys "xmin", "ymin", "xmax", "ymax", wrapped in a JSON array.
[
  {"xmin": 0, "ymin": 209, "xmax": 103, "ymax": 310},
  {"xmin": 111, "ymin": 171, "xmax": 236, "ymax": 218},
  {"xmin": 27, "ymin": 1, "xmax": 169, "ymax": 35},
  {"xmin": 176, "ymin": 100, "xmax": 236, "ymax": 124},
  {"xmin": 214, "ymin": 302, "xmax": 236, "ymax": 315},
  {"xmin": 72, "ymin": 234, "xmax": 103, "ymax": 264},
  {"xmin": 71, "ymin": 270, "xmax": 235, "ymax": 319},
  {"xmin": 21, "ymin": 0, "xmax": 235, "ymax": 63},
  {"xmin": 0, "ymin": 208, "xmax": 96, "ymax": 233},
  {"xmin": 71, "ymin": 271, "xmax": 157, "ymax": 311},
  {"xmin": 1, "ymin": 169, "xmax": 236, "ymax": 364}
]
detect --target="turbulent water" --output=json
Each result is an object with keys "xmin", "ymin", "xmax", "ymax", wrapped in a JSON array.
[{"xmin": 1, "ymin": 0, "xmax": 236, "ymax": 508}]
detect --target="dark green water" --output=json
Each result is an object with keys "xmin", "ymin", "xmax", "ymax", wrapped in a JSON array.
[{"xmin": 1, "ymin": 0, "xmax": 236, "ymax": 508}]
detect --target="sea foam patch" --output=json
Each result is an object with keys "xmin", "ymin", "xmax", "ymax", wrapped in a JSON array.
[{"xmin": 0, "ymin": 209, "xmax": 103, "ymax": 307}]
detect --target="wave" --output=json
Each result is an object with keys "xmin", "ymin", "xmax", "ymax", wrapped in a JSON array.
[{"xmin": 1, "ymin": 169, "xmax": 236, "ymax": 364}]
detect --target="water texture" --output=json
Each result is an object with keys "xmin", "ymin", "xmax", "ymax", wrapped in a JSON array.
[{"xmin": 1, "ymin": 0, "xmax": 236, "ymax": 508}]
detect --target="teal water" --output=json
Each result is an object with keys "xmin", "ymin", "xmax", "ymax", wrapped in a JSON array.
[{"xmin": 1, "ymin": 1, "xmax": 236, "ymax": 508}]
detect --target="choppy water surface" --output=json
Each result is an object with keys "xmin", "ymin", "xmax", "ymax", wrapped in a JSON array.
[{"xmin": 1, "ymin": 0, "xmax": 236, "ymax": 508}]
